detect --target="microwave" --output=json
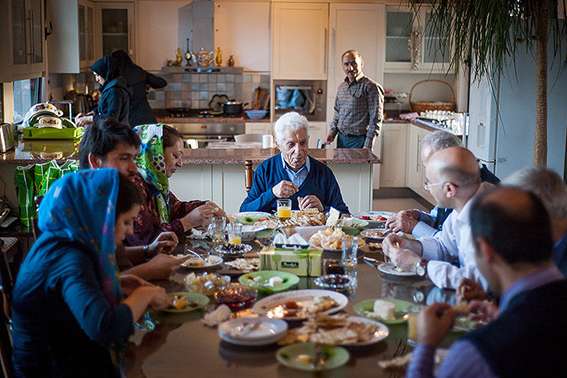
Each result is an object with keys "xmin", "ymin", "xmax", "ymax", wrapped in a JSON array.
[{"xmin": 273, "ymin": 80, "xmax": 326, "ymax": 122}]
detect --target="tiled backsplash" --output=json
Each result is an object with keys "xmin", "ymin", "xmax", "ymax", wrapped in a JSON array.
[{"xmin": 148, "ymin": 70, "xmax": 270, "ymax": 110}]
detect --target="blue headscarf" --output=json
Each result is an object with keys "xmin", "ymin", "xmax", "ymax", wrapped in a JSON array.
[{"xmin": 36, "ymin": 168, "xmax": 123, "ymax": 306}]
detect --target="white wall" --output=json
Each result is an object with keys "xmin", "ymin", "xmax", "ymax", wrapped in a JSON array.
[{"xmin": 136, "ymin": 0, "xmax": 191, "ymax": 71}]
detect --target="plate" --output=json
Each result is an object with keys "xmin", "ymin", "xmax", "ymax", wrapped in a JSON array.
[
  {"xmin": 377, "ymin": 262, "xmax": 418, "ymax": 277},
  {"xmin": 354, "ymin": 211, "xmax": 395, "ymax": 227},
  {"xmin": 354, "ymin": 298, "xmax": 420, "ymax": 324},
  {"xmin": 218, "ymin": 317, "xmax": 288, "ymax": 346},
  {"xmin": 360, "ymin": 228, "xmax": 388, "ymax": 241},
  {"xmin": 252, "ymin": 289, "xmax": 348, "ymax": 321},
  {"xmin": 276, "ymin": 343, "xmax": 349, "ymax": 372},
  {"xmin": 239, "ymin": 271, "xmax": 300, "ymax": 294},
  {"xmin": 214, "ymin": 243, "xmax": 253, "ymax": 257},
  {"xmin": 235, "ymin": 212, "xmax": 273, "ymax": 225},
  {"xmin": 180, "ymin": 255, "xmax": 223, "ymax": 269},
  {"xmin": 339, "ymin": 218, "xmax": 369, "ymax": 236},
  {"xmin": 161, "ymin": 292, "xmax": 210, "ymax": 313},
  {"xmin": 343, "ymin": 316, "xmax": 390, "ymax": 346}
]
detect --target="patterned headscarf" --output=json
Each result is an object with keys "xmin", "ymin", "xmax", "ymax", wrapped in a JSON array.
[
  {"xmin": 35, "ymin": 169, "xmax": 123, "ymax": 306},
  {"xmin": 134, "ymin": 124, "xmax": 170, "ymax": 223}
]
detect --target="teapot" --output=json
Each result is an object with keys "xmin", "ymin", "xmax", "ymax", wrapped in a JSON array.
[{"xmin": 193, "ymin": 48, "xmax": 215, "ymax": 68}]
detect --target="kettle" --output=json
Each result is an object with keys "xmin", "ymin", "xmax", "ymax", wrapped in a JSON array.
[{"xmin": 0, "ymin": 123, "xmax": 15, "ymax": 153}]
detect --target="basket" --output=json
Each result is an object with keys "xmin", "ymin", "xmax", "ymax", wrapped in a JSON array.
[{"xmin": 409, "ymin": 79, "xmax": 456, "ymax": 112}]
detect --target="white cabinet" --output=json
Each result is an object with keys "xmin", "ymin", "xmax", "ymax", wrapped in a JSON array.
[
  {"xmin": 384, "ymin": 6, "xmax": 451, "ymax": 74},
  {"xmin": 245, "ymin": 122, "xmax": 272, "ymax": 135},
  {"xmin": 327, "ymin": 3, "xmax": 385, "ymax": 123},
  {"xmin": 98, "ymin": 2, "xmax": 135, "ymax": 59},
  {"xmin": 5, "ymin": 0, "xmax": 45, "ymax": 81},
  {"xmin": 271, "ymin": 3, "xmax": 328, "ymax": 80},
  {"xmin": 214, "ymin": 1, "xmax": 270, "ymax": 72},
  {"xmin": 379, "ymin": 123, "xmax": 407, "ymax": 187},
  {"xmin": 308, "ymin": 122, "xmax": 327, "ymax": 148},
  {"xmin": 47, "ymin": 0, "xmax": 97, "ymax": 73},
  {"xmin": 405, "ymin": 124, "xmax": 435, "ymax": 203}
]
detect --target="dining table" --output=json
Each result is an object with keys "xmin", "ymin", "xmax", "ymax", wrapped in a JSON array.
[{"xmin": 124, "ymin": 239, "xmax": 463, "ymax": 378}]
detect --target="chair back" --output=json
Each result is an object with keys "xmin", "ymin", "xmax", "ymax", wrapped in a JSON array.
[{"xmin": 244, "ymin": 160, "xmax": 254, "ymax": 192}]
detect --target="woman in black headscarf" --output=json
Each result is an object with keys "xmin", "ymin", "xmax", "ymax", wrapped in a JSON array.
[
  {"xmin": 76, "ymin": 52, "xmax": 131, "ymax": 127},
  {"xmin": 112, "ymin": 50, "xmax": 167, "ymax": 126}
]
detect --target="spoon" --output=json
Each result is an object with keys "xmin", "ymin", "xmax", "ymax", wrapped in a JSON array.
[{"xmin": 185, "ymin": 248, "xmax": 205, "ymax": 260}]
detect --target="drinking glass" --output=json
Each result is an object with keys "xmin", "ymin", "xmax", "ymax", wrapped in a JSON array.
[
  {"xmin": 227, "ymin": 223, "xmax": 242, "ymax": 245},
  {"xmin": 406, "ymin": 305, "xmax": 422, "ymax": 345},
  {"xmin": 277, "ymin": 198, "xmax": 292, "ymax": 220},
  {"xmin": 208, "ymin": 216, "xmax": 226, "ymax": 247},
  {"xmin": 324, "ymin": 259, "xmax": 345, "ymax": 276},
  {"xmin": 341, "ymin": 237, "xmax": 359, "ymax": 286}
]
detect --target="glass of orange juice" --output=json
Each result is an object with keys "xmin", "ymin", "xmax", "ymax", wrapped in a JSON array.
[
  {"xmin": 277, "ymin": 199, "xmax": 292, "ymax": 220},
  {"xmin": 406, "ymin": 305, "xmax": 422, "ymax": 345},
  {"xmin": 227, "ymin": 223, "xmax": 242, "ymax": 245}
]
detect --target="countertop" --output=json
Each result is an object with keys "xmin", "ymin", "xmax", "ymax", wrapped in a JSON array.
[
  {"xmin": 0, "ymin": 139, "xmax": 380, "ymax": 165},
  {"xmin": 154, "ymin": 111, "xmax": 270, "ymax": 124}
]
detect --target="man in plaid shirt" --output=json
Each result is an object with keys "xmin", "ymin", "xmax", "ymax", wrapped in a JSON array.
[{"xmin": 326, "ymin": 50, "xmax": 384, "ymax": 149}]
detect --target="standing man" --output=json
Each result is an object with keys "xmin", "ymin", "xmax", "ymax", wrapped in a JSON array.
[{"xmin": 326, "ymin": 50, "xmax": 384, "ymax": 149}]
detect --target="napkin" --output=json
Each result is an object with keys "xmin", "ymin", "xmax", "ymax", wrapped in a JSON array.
[{"xmin": 326, "ymin": 207, "xmax": 341, "ymax": 227}]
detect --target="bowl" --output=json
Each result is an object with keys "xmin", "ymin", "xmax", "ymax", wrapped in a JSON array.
[
  {"xmin": 245, "ymin": 109, "xmax": 268, "ymax": 120},
  {"xmin": 215, "ymin": 283, "xmax": 258, "ymax": 311},
  {"xmin": 314, "ymin": 274, "xmax": 354, "ymax": 291}
]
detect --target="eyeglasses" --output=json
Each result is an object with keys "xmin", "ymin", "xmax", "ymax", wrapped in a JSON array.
[{"xmin": 423, "ymin": 181, "xmax": 446, "ymax": 192}]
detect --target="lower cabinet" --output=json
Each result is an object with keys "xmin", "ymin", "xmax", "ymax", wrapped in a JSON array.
[
  {"xmin": 245, "ymin": 122, "xmax": 272, "ymax": 135},
  {"xmin": 405, "ymin": 124, "xmax": 435, "ymax": 203},
  {"xmin": 379, "ymin": 123, "xmax": 407, "ymax": 187}
]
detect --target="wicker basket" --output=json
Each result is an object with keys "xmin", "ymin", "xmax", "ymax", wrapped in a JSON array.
[{"xmin": 409, "ymin": 79, "xmax": 456, "ymax": 112}]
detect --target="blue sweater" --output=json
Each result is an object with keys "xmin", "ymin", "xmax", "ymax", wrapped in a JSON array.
[
  {"xmin": 11, "ymin": 241, "xmax": 133, "ymax": 378},
  {"xmin": 240, "ymin": 154, "xmax": 349, "ymax": 214}
]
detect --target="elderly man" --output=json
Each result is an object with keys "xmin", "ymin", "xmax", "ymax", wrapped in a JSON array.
[
  {"xmin": 240, "ymin": 112, "xmax": 349, "ymax": 214},
  {"xmin": 387, "ymin": 130, "xmax": 500, "ymax": 238},
  {"xmin": 408, "ymin": 187, "xmax": 567, "ymax": 378},
  {"xmin": 326, "ymin": 50, "xmax": 384, "ymax": 149},
  {"xmin": 505, "ymin": 168, "xmax": 567, "ymax": 276},
  {"xmin": 383, "ymin": 147, "xmax": 484, "ymax": 289}
]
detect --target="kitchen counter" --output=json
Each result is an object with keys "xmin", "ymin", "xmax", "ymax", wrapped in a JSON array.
[{"xmin": 154, "ymin": 110, "xmax": 270, "ymax": 124}]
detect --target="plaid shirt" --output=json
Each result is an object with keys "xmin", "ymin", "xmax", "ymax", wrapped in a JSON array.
[{"xmin": 330, "ymin": 75, "xmax": 384, "ymax": 148}]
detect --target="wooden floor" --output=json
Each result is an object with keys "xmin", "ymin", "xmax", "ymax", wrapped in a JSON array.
[{"xmin": 372, "ymin": 197, "xmax": 429, "ymax": 212}]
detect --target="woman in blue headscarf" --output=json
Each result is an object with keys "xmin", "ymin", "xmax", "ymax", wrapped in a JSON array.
[{"xmin": 11, "ymin": 169, "xmax": 170, "ymax": 378}]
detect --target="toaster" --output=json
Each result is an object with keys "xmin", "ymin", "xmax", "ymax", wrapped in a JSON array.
[{"xmin": 0, "ymin": 123, "xmax": 15, "ymax": 152}]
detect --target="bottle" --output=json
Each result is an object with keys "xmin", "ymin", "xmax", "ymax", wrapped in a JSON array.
[
  {"xmin": 215, "ymin": 47, "xmax": 223, "ymax": 67},
  {"xmin": 228, "ymin": 55, "xmax": 235, "ymax": 67},
  {"xmin": 175, "ymin": 48, "xmax": 183, "ymax": 66}
]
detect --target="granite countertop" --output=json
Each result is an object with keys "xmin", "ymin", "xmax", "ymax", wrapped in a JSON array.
[
  {"xmin": 0, "ymin": 139, "xmax": 380, "ymax": 165},
  {"xmin": 154, "ymin": 110, "xmax": 270, "ymax": 124}
]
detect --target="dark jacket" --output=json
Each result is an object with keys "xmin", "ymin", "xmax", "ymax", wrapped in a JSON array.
[
  {"xmin": 94, "ymin": 77, "xmax": 131, "ymax": 126},
  {"xmin": 122, "ymin": 65, "xmax": 167, "ymax": 126}
]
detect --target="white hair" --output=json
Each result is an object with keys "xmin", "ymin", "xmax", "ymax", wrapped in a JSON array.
[
  {"xmin": 421, "ymin": 130, "xmax": 461, "ymax": 153},
  {"xmin": 273, "ymin": 112, "xmax": 309, "ymax": 144},
  {"xmin": 504, "ymin": 167, "xmax": 567, "ymax": 219}
]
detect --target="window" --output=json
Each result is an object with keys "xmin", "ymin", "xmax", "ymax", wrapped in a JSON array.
[
  {"xmin": 13, "ymin": 78, "xmax": 44, "ymax": 124},
  {"xmin": 0, "ymin": 84, "xmax": 3, "ymax": 123}
]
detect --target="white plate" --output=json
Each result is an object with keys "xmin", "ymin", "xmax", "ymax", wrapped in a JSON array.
[
  {"xmin": 252, "ymin": 289, "xmax": 349, "ymax": 321},
  {"xmin": 180, "ymin": 255, "xmax": 224, "ymax": 269},
  {"xmin": 378, "ymin": 262, "xmax": 418, "ymax": 277},
  {"xmin": 343, "ymin": 316, "xmax": 390, "ymax": 346},
  {"xmin": 354, "ymin": 211, "xmax": 395, "ymax": 224},
  {"xmin": 235, "ymin": 212, "xmax": 272, "ymax": 224},
  {"xmin": 218, "ymin": 317, "xmax": 288, "ymax": 346}
]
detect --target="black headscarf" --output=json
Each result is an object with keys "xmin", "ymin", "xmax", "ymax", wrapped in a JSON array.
[{"xmin": 91, "ymin": 54, "xmax": 120, "ymax": 84}]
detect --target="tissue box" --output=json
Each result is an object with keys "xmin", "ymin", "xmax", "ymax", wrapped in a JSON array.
[{"xmin": 260, "ymin": 247, "xmax": 322, "ymax": 277}]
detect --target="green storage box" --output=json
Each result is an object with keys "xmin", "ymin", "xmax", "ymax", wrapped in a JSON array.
[
  {"xmin": 22, "ymin": 127, "xmax": 84, "ymax": 140},
  {"xmin": 260, "ymin": 247, "xmax": 322, "ymax": 277}
]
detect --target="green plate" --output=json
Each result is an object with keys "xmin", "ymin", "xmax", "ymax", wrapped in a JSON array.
[
  {"xmin": 277, "ymin": 343, "xmax": 349, "ymax": 372},
  {"xmin": 239, "ymin": 271, "xmax": 300, "ymax": 294},
  {"xmin": 354, "ymin": 298, "xmax": 421, "ymax": 325},
  {"xmin": 235, "ymin": 212, "xmax": 272, "ymax": 225},
  {"xmin": 161, "ymin": 292, "xmax": 210, "ymax": 313}
]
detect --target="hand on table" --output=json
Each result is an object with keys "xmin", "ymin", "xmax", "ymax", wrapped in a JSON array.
[
  {"xmin": 468, "ymin": 300, "xmax": 499, "ymax": 323},
  {"xmin": 457, "ymin": 278, "xmax": 487, "ymax": 303},
  {"xmin": 149, "ymin": 232, "xmax": 179, "ymax": 255},
  {"xmin": 144, "ymin": 254, "xmax": 190, "ymax": 280},
  {"xmin": 383, "ymin": 234, "xmax": 421, "ymax": 271},
  {"xmin": 137, "ymin": 285, "xmax": 170, "ymax": 310},
  {"xmin": 181, "ymin": 202, "xmax": 222, "ymax": 230},
  {"xmin": 272, "ymin": 180, "xmax": 298, "ymax": 198},
  {"xmin": 386, "ymin": 210, "xmax": 420, "ymax": 233},
  {"xmin": 120, "ymin": 274, "xmax": 154, "ymax": 296},
  {"xmin": 298, "ymin": 195, "xmax": 323, "ymax": 211},
  {"xmin": 417, "ymin": 303, "xmax": 456, "ymax": 347}
]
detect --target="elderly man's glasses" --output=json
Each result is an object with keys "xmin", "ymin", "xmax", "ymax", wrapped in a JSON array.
[{"xmin": 423, "ymin": 181, "xmax": 446, "ymax": 192}]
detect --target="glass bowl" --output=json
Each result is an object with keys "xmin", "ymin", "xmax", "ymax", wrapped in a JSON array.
[
  {"xmin": 214, "ymin": 283, "xmax": 258, "ymax": 311},
  {"xmin": 314, "ymin": 274, "xmax": 354, "ymax": 291}
]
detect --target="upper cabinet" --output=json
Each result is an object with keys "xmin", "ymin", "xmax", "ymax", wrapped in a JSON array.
[
  {"xmin": 214, "ymin": 1, "xmax": 270, "ymax": 72},
  {"xmin": 327, "ymin": 3, "xmax": 385, "ymax": 122},
  {"xmin": 385, "ymin": 6, "xmax": 452, "ymax": 74},
  {"xmin": 2, "ymin": 0, "xmax": 46, "ymax": 81},
  {"xmin": 47, "ymin": 0, "xmax": 97, "ymax": 73},
  {"xmin": 99, "ymin": 2, "xmax": 135, "ymax": 59},
  {"xmin": 271, "ymin": 3, "xmax": 328, "ymax": 80}
]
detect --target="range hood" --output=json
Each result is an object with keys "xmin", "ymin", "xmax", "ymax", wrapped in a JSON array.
[{"xmin": 178, "ymin": 0, "xmax": 213, "ymax": 53}]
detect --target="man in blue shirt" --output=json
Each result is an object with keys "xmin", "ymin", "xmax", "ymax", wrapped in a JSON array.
[
  {"xmin": 408, "ymin": 187, "xmax": 567, "ymax": 378},
  {"xmin": 240, "ymin": 112, "xmax": 349, "ymax": 214}
]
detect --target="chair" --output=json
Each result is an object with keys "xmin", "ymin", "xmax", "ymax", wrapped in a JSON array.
[
  {"xmin": 0, "ymin": 238, "xmax": 15, "ymax": 378},
  {"xmin": 244, "ymin": 160, "xmax": 254, "ymax": 192}
]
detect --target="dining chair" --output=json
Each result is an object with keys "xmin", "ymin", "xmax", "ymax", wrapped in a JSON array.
[{"xmin": 244, "ymin": 160, "xmax": 254, "ymax": 192}]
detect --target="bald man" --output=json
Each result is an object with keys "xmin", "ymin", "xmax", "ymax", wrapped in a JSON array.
[
  {"xmin": 326, "ymin": 50, "xmax": 384, "ymax": 149},
  {"xmin": 383, "ymin": 147, "xmax": 485, "ymax": 289}
]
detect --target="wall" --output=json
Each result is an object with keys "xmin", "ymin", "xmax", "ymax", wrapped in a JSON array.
[{"xmin": 137, "ymin": 0, "xmax": 191, "ymax": 71}]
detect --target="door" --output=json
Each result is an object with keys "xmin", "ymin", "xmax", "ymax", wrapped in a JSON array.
[
  {"xmin": 384, "ymin": 7, "xmax": 413, "ymax": 72},
  {"xmin": 99, "ymin": 2, "xmax": 134, "ymax": 58},
  {"xmin": 272, "ymin": 3, "xmax": 328, "ymax": 80},
  {"xmin": 9, "ymin": 0, "xmax": 45, "ymax": 79},
  {"xmin": 380, "ymin": 123, "xmax": 407, "ymax": 187},
  {"xmin": 327, "ymin": 3, "xmax": 385, "ymax": 125}
]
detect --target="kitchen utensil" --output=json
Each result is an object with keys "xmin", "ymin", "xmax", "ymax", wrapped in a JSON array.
[
  {"xmin": 245, "ymin": 109, "xmax": 268, "ymax": 120},
  {"xmin": 0, "ymin": 123, "xmax": 15, "ymax": 152},
  {"xmin": 223, "ymin": 100, "xmax": 247, "ymax": 116},
  {"xmin": 208, "ymin": 94, "xmax": 229, "ymax": 112}
]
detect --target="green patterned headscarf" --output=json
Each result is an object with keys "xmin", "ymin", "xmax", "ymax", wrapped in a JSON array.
[{"xmin": 134, "ymin": 124, "xmax": 170, "ymax": 223}]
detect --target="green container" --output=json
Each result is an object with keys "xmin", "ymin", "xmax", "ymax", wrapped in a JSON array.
[{"xmin": 22, "ymin": 127, "xmax": 84, "ymax": 140}]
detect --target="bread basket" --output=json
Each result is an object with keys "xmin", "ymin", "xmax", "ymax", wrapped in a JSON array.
[{"xmin": 409, "ymin": 80, "xmax": 456, "ymax": 112}]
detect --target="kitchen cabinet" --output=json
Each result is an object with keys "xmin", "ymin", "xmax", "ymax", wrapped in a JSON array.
[
  {"xmin": 327, "ymin": 3, "xmax": 385, "ymax": 124},
  {"xmin": 271, "ymin": 3, "xmax": 328, "ymax": 80},
  {"xmin": 4, "ymin": 0, "xmax": 45, "ymax": 81},
  {"xmin": 405, "ymin": 124, "xmax": 435, "ymax": 203},
  {"xmin": 98, "ymin": 2, "xmax": 135, "ymax": 59},
  {"xmin": 245, "ymin": 122, "xmax": 272, "ymax": 135},
  {"xmin": 384, "ymin": 6, "xmax": 451, "ymax": 74},
  {"xmin": 379, "ymin": 123, "xmax": 407, "ymax": 187},
  {"xmin": 47, "ymin": 0, "xmax": 97, "ymax": 73},
  {"xmin": 214, "ymin": 1, "xmax": 270, "ymax": 72}
]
